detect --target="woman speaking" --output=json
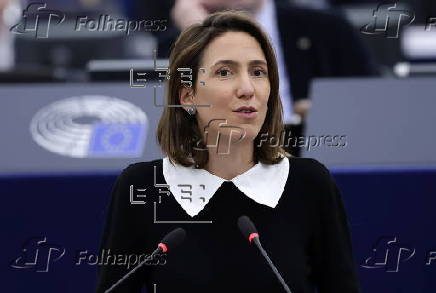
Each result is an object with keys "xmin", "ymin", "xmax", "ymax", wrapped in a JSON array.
[{"xmin": 96, "ymin": 11, "xmax": 361, "ymax": 293}]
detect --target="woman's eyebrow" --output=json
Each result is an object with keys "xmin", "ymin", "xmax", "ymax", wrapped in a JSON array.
[
  {"xmin": 211, "ymin": 59, "xmax": 267, "ymax": 67},
  {"xmin": 249, "ymin": 60, "xmax": 268, "ymax": 67}
]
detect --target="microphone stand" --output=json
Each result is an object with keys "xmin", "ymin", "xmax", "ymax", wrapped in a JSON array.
[
  {"xmin": 252, "ymin": 237, "xmax": 292, "ymax": 293},
  {"xmin": 104, "ymin": 247, "xmax": 162, "ymax": 293}
]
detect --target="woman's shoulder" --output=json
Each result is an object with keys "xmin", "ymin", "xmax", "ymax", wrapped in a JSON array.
[
  {"xmin": 287, "ymin": 157, "xmax": 334, "ymax": 188},
  {"xmin": 284, "ymin": 158, "xmax": 340, "ymax": 210},
  {"xmin": 117, "ymin": 158, "xmax": 164, "ymax": 184},
  {"xmin": 288, "ymin": 157, "xmax": 330, "ymax": 174}
]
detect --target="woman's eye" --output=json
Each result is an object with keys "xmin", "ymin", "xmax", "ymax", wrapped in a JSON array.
[
  {"xmin": 216, "ymin": 69, "xmax": 231, "ymax": 77},
  {"xmin": 253, "ymin": 69, "xmax": 267, "ymax": 77}
]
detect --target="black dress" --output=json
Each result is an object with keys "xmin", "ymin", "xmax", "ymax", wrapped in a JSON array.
[{"xmin": 95, "ymin": 157, "xmax": 361, "ymax": 293}]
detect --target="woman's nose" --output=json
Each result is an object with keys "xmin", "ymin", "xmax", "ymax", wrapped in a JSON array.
[{"xmin": 236, "ymin": 73, "xmax": 255, "ymax": 99}]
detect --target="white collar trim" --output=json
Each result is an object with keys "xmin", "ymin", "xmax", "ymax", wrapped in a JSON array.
[{"xmin": 162, "ymin": 156, "xmax": 289, "ymax": 217}]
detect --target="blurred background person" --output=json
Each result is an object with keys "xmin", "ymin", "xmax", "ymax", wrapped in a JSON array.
[
  {"xmin": 3, "ymin": 0, "xmax": 133, "ymax": 81},
  {"xmin": 0, "ymin": 0, "xmax": 20, "ymax": 71}
]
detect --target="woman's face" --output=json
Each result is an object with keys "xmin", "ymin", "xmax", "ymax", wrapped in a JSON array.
[{"xmin": 180, "ymin": 31, "xmax": 270, "ymax": 147}]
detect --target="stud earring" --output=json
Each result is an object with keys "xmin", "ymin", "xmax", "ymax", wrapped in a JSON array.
[{"xmin": 186, "ymin": 108, "xmax": 197, "ymax": 115}]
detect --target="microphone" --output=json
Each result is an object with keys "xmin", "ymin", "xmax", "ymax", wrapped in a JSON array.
[
  {"xmin": 237, "ymin": 216, "xmax": 293, "ymax": 293},
  {"xmin": 104, "ymin": 227, "xmax": 186, "ymax": 293},
  {"xmin": 158, "ymin": 227, "xmax": 186, "ymax": 253}
]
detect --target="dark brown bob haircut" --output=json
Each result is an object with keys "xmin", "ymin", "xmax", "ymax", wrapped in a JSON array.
[{"xmin": 156, "ymin": 10, "xmax": 291, "ymax": 168}]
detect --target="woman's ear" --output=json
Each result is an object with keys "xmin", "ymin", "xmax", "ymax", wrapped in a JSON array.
[{"xmin": 179, "ymin": 85, "xmax": 195, "ymax": 110}]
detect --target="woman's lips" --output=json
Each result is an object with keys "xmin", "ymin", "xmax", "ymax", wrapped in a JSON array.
[{"xmin": 233, "ymin": 111, "xmax": 257, "ymax": 119}]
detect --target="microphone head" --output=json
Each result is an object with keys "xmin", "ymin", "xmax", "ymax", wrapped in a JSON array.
[
  {"xmin": 159, "ymin": 227, "xmax": 186, "ymax": 253},
  {"xmin": 237, "ymin": 215, "xmax": 259, "ymax": 243}
]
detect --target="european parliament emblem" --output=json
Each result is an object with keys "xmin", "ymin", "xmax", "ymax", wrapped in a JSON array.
[
  {"xmin": 88, "ymin": 123, "xmax": 146, "ymax": 157},
  {"xmin": 30, "ymin": 95, "xmax": 148, "ymax": 158}
]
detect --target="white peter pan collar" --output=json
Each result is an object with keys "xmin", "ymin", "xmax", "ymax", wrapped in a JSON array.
[{"xmin": 162, "ymin": 156, "xmax": 290, "ymax": 217}]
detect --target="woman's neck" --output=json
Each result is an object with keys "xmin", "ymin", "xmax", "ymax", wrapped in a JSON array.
[{"xmin": 204, "ymin": 139, "xmax": 256, "ymax": 180}]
